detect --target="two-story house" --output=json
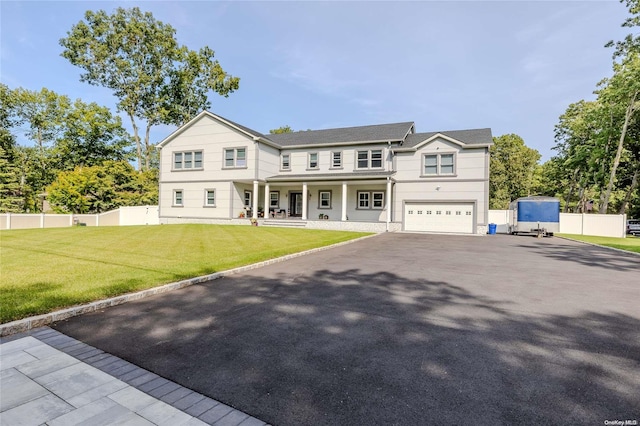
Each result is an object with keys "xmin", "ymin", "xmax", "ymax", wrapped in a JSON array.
[{"xmin": 157, "ymin": 111, "xmax": 493, "ymax": 234}]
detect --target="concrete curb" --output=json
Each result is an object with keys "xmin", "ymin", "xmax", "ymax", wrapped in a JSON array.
[
  {"xmin": 1, "ymin": 233, "xmax": 378, "ymax": 337},
  {"xmin": 556, "ymin": 235, "xmax": 640, "ymax": 257}
]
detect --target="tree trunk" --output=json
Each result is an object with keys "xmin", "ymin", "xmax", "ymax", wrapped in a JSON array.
[
  {"xmin": 600, "ymin": 91, "xmax": 637, "ymax": 213},
  {"xmin": 619, "ymin": 168, "xmax": 639, "ymax": 214},
  {"xmin": 144, "ymin": 124, "xmax": 152, "ymax": 171},
  {"xmin": 128, "ymin": 112, "xmax": 143, "ymax": 171},
  {"xmin": 576, "ymin": 186, "xmax": 586, "ymax": 213},
  {"xmin": 564, "ymin": 168, "xmax": 579, "ymax": 212}
]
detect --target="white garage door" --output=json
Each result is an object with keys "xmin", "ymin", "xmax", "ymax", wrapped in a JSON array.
[{"xmin": 404, "ymin": 203, "xmax": 474, "ymax": 233}]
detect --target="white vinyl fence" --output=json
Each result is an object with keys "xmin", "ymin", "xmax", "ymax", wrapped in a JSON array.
[
  {"xmin": 0, "ymin": 206, "xmax": 159, "ymax": 230},
  {"xmin": 488, "ymin": 210, "xmax": 627, "ymax": 238}
]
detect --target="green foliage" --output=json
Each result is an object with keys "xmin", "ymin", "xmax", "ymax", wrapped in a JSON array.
[
  {"xmin": 1, "ymin": 85, "xmax": 136, "ymax": 212},
  {"xmin": 489, "ymin": 134, "xmax": 541, "ymax": 209},
  {"xmin": 46, "ymin": 161, "xmax": 158, "ymax": 214},
  {"xmin": 53, "ymin": 99, "xmax": 133, "ymax": 171},
  {"xmin": 270, "ymin": 125, "xmax": 294, "ymax": 134},
  {"xmin": 0, "ymin": 146, "xmax": 23, "ymax": 212},
  {"xmin": 606, "ymin": 0, "xmax": 640, "ymax": 58},
  {"xmin": 60, "ymin": 7, "xmax": 240, "ymax": 170}
]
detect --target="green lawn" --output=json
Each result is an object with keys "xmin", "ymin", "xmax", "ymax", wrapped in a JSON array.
[
  {"xmin": 558, "ymin": 234, "xmax": 640, "ymax": 254},
  {"xmin": 0, "ymin": 224, "xmax": 368, "ymax": 323}
]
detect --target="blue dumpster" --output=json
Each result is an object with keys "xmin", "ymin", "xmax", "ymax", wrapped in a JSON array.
[{"xmin": 488, "ymin": 223, "xmax": 497, "ymax": 235}]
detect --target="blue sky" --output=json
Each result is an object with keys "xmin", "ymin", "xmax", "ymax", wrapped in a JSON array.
[{"xmin": 0, "ymin": 1, "xmax": 632, "ymax": 161}]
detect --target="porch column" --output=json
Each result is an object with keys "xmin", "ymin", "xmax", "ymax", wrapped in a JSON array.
[
  {"xmin": 264, "ymin": 183, "xmax": 270, "ymax": 217},
  {"xmin": 341, "ymin": 181, "xmax": 348, "ymax": 221},
  {"xmin": 386, "ymin": 178, "xmax": 392, "ymax": 231},
  {"xmin": 252, "ymin": 180, "xmax": 259, "ymax": 220},
  {"xmin": 302, "ymin": 182, "xmax": 308, "ymax": 220}
]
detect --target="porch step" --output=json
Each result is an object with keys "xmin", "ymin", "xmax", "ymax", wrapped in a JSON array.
[{"xmin": 262, "ymin": 220, "xmax": 307, "ymax": 228}]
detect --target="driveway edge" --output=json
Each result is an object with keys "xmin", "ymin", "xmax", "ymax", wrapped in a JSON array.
[
  {"xmin": 1, "ymin": 233, "xmax": 378, "ymax": 336},
  {"xmin": 557, "ymin": 235, "xmax": 640, "ymax": 257}
]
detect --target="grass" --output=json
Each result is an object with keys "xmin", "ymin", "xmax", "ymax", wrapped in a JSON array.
[
  {"xmin": 0, "ymin": 224, "xmax": 369, "ymax": 323},
  {"xmin": 558, "ymin": 233, "xmax": 640, "ymax": 254}
]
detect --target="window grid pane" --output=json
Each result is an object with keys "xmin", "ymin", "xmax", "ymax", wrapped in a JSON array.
[
  {"xmin": 358, "ymin": 192, "xmax": 370, "ymax": 208},
  {"xmin": 371, "ymin": 150, "xmax": 382, "ymax": 168},
  {"xmin": 357, "ymin": 151, "xmax": 369, "ymax": 168},
  {"xmin": 174, "ymin": 191, "xmax": 183, "ymax": 205},
  {"xmin": 332, "ymin": 152, "xmax": 342, "ymax": 167},
  {"xmin": 194, "ymin": 152, "xmax": 203, "ymax": 168},
  {"xmin": 425, "ymin": 155, "xmax": 437, "ymax": 174},
  {"xmin": 372, "ymin": 192, "xmax": 384, "ymax": 208},
  {"xmin": 184, "ymin": 152, "xmax": 192, "ymax": 168},
  {"xmin": 225, "ymin": 149, "xmax": 234, "ymax": 167},
  {"xmin": 236, "ymin": 149, "xmax": 246, "ymax": 167},
  {"xmin": 270, "ymin": 192, "xmax": 279, "ymax": 208},
  {"xmin": 320, "ymin": 191, "xmax": 331, "ymax": 207},
  {"xmin": 282, "ymin": 154, "xmax": 290, "ymax": 169},
  {"xmin": 309, "ymin": 153, "xmax": 318, "ymax": 169},
  {"xmin": 206, "ymin": 190, "xmax": 215, "ymax": 205},
  {"xmin": 441, "ymin": 154, "xmax": 454, "ymax": 174}
]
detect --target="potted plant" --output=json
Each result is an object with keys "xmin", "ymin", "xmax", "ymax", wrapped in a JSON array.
[
  {"xmin": 250, "ymin": 218, "xmax": 258, "ymax": 226},
  {"xmin": 239, "ymin": 211, "xmax": 245, "ymax": 218}
]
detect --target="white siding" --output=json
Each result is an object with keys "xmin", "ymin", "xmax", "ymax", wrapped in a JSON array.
[
  {"xmin": 159, "ymin": 115, "xmax": 256, "ymax": 185},
  {"xmin": 280, "ymin": 144, "xmax": 392, "ymax": 175},
  {"xmin": 258, "ymin": 143, "xmax": 280, "ymax": 180},
  {"xmin": 160, "ymin": 182, "xmax": 233, "ymax": 219},
  {"xmin": 394, "ymin": 138, "xmax": 487, "ymax": 181}
]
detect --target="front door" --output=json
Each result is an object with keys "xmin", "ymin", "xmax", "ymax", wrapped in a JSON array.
[{"xmin": 289, "ymin": 192, "xmax": 303, "ymax": 217}]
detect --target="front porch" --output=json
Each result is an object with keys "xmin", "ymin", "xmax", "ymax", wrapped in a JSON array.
[{"xmin": 235, "ymin": 173, "xmax": 396, "ymax": 227}]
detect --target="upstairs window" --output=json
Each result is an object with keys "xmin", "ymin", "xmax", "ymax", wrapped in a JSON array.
[
  {"xmin": 281, "ymin": 154, "xmax": 290, "ymax": 170},
  {"xmin": 423, "ymin": 153, "xmax": 456, "ymax": 176},
  {"xmin": 331, "ymin": 151, "xmax": 342, "ymax": 168},
  {"xmin": 356, "ymin": 149, "xmax": 383, "ymax": 169},
  {"xmin": 224, "ymin": 148, "xmax": 247, "ymax": 168},
  {"xmin": 357, "ymin": 151, "xmax": 369, "ymax": 169},
  {"xmin": 173, "ymin": 151, "xmax": 203, "ymax": 170},
  {"xmin": 308, "ymin": 152, "xmax": 319, "ymax": 169}
]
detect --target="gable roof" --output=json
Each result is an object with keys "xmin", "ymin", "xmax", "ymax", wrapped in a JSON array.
[
  {"xmin": 157, "ymin": 110, "xmax": 491, "ymax": 151},
  {"xmin": 265, "ymin": 122, "xmax": 415, "ymax": 147},
  {"xmin": 402, "ymin": 128, "xmax": 493, "ymax": 149},
  {"xmin": 157, "ymin": 111, "xmax": 269, "ymax": 149}
]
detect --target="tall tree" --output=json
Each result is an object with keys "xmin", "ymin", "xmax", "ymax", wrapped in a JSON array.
[
  {"xmin": 489, "ymin": 134, "xmax": 541, "ymax": 209},
  {"xmin": 596, "ymin": 52, "xmax": 640, "ymax": 213},
  {"xmin": 60, "ymin": 7, "xmax": 240, "ymax": 171},
  {"xmin": 54, "ymin": 99, "xmax": 133, "ymax": 171}
]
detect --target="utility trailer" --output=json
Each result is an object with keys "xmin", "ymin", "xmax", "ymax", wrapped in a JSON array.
[{"xmin": 508, "ymin": 196, "xmax": 560, "ymax": 238}]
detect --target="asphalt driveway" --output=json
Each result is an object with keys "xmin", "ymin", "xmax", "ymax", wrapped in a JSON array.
[{"xmin": 53, "ymin": 233, "xmax": 640, "ymax": 425}]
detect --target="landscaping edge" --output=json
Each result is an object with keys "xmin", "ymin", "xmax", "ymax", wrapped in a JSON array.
[
  {"xmin": 556, "ymin": 235, "xmax": 640, "ymax": 257},
  {"xmin": 1, "ymin": 233, "xmax": 378, "ymax": 336}
]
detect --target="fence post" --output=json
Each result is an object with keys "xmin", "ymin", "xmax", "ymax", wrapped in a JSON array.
[
  {"xmin": 7, "ymin": 212, "xmax": 11, "ymax": 230},
  {"xmin": 40, "ymin": 213, "xmax": 45, "ymax": 228},
  {"xmin": 70, "ymin": 214, "xmax": 74, "ymax": 227},
  {"xmin": 96, "ymin": 213, "xmax": 99, "ymax": 227},
  {"xmin": 581, "ymin": 213, "xmax": 585, "ymax": 235}
]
